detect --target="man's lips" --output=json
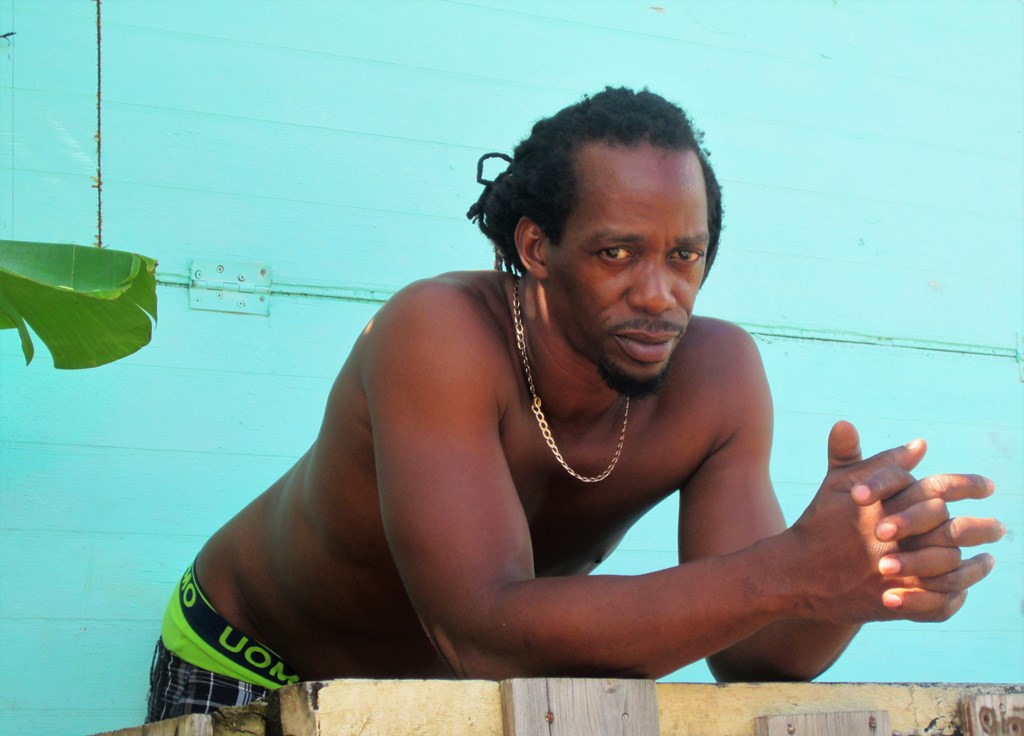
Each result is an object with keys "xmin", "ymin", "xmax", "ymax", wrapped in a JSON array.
[{"xmin": 613, "ymin": 331, "xmax": 680, "ymax": 364}]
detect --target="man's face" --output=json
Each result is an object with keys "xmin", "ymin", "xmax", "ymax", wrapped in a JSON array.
[{"xmin": 541, "ymin": 142, "xmax": 709, "ymax": 397}]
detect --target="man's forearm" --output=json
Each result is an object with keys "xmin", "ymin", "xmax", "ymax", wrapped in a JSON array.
[
  {"xmin": 430, "ymin": 532, "xmax": 818, "ymax": 680},
  {"xmin": 706, "ymin": 619, "xmax": 860, "ymax": 682}
]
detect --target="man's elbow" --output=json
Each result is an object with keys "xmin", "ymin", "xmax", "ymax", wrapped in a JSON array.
[
  {"xmin": 708, "ymin": 654, "xmax": 821, "ymax": 683},
  {"xmin": 429, "ymin": 622, "xmax": 661, "ymax": 681},
  {"xmin": 426, "ymin": 622, "xmax": 534, "ymax": 680}
]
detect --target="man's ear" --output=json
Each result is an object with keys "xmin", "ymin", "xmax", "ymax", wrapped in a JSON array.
[{"xmin": 514, "ymin": 217, "xmax": 550, "ymax": 280}]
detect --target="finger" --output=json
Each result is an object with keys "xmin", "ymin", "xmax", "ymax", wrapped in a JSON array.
[
  {"xmin": 850, "ymin": 466, "xmax": 918, "ymax": 507},
  {"xmin": 881, "ymin": 473, "xmax": 996, "ymax": 514},
  {"xmin": 883, "ymin": 589, "xmax": 967, "ymax": 622},
  {"xmin": 900, "ymin": 517, "xmax": 1007, "ymax": 550},
  {"xmin": 829, "ymin": 433, "xmax": 926, "ymax": 488},
  {"xmin": 874, "ymin": 497, "xmax": 949, "ymax": 542},
  {"xmin": 911, "ymin": 553, "xmax": 996, "ymax": 594},
  {"xmin": 879, "ymin": 546, "xmax": 962, "ymax": 578}
]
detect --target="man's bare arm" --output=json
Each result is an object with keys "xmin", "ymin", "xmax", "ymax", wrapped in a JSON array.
[
  {"xmin": 678, "ymin": 327, "xmax": 1002, "ymax": 680},
  {"xmin": 674, "ymin": 323, "xmax": 859, "ymax": 681}
]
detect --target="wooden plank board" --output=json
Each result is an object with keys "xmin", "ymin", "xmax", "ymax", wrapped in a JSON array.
[
  {"xmin": 463, "ymin": 1, "xmax": 1019, "ymax": 100},
  {"xmin": 501, "ymin": 678, "xmax": 659, "ymax": 736},
  {"xmin": 711, "ymin": 179, "xmax": 1020, "ymax": 282},
  {"xmin": 655, "ymin": 683, "xmax": 1019, "ymax": 736},
  {"xmin": 961, "ymin": 693, "xmax": 1024, "ymax": 736},
  {"xmin": 100, "ymin": 1, "xmax": 1020, "ymax": 153},
  {"xmin": 88, "ymin": 701, "xmax": 267, "ymax": 736},
  {"xmin": 95, "ymin": 97, "xmax": 1018, "ymax": 227},
  {"xmin": 90, "ymin": 714, "xmax": 212, "ymax": 736},
  {"xmin": 0, "ymin": 445, "xmax": 297, "ymax": 536},
  {"xmin": 4, "ymin": 301, "xmax": 1019, "ymax": 454},
  {"xmin": 0, "ymin": 621, "xmax": 163, "ymax": 715},
  {"xmin": 753, "ymin": 710, "xmax": 888, "ymax": 736},
  {"xmin": 305, "ymin": 679, "xmax": 502, "ymax": 736}
]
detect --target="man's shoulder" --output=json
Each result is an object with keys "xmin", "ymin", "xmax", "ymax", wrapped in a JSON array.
[
  {"xmin": 678, "ymin": 316, "xmax": 763, "ymax": 372},
  {"xmin": 645, "ymin": 318, "xmax": 772, "ymax": 469},
  {"xmin": 359, "ymin": 271, "xmax": 513, "ymax": 384},
  {"xmin": 660, "ymin": 316, "xmax": 770, "ymax": 415},
  {"xmin": 686, "ymin": 315, "xmax": 753, "ymax": 341},
  {"xmin": 384, "ymin": 271, "xmax": 506, "ymax": 320}
]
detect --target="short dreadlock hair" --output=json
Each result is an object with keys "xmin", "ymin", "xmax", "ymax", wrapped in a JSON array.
[{"xmin": 467, "ymin": 87, "xmax": 722, "ymax": 284}]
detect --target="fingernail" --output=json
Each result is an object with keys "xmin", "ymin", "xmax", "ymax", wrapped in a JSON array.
[
  {"xmin": 985, "ymin": 477, "xmax": 996, "ymax": 492},
  {"xmin": 997, "ymin": 522, "xmax": 1006, "ymax": 538},
  {"xmin": 883, "ymin": 592, "xmax": 902, "ymax": 609},
  {"xmin": 851, "ymin": 484, "xmax": 871, "ymax": 503},
  {"xmin": 905, "ymin": 438, "xmax": 925, "ymax": 451},
  {"xmin": 879, "ymin": 557, "xmax": 901, "ymax": 575},
  {"xmin": 876, "ymin": 522, "xmax": 898, "ymax": 541}
]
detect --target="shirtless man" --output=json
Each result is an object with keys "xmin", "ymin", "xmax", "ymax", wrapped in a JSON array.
[{"xmin": 147, "ymin": 87, "xmax": 1004, "ymax": 721}]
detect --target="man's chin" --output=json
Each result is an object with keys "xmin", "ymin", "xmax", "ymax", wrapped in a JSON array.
[{"xmin": 598, "ymin": 359, "xmax": 670, "ymax": 399}]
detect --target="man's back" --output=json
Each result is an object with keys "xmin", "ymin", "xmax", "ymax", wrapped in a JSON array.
[{"xmin": 193, "ymin": 269, "xmax": 767, "ymax": 679}]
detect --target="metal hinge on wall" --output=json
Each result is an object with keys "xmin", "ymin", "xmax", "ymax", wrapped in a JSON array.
[{"xmin": 189, "ymin": 260, "xmax": 271, "ymax": 316}]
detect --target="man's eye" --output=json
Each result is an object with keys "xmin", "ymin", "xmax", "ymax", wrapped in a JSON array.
[
  {"xmin": 675, "ymin": 249, "xmax": 705, "ymax": 263},
  {"xmin": 602, "ymin": 247, "xmax": 629, "ymax": 260}
]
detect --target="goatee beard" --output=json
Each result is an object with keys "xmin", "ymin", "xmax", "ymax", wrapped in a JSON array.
[
  {"xmin": 598, "ymin": 357, "xmax": 671, "ymax": 399},
  {"xmin": 598, "ymin": 318, "xmax": 684, "ymax": 398}
]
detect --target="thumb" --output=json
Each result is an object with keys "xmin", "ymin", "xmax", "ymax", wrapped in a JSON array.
[{"xmin": 827, "ymin": 420, "xmax": 862, "ymax": 470}]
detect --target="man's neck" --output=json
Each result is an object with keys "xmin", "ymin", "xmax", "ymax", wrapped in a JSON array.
[{"xmin": 509, "ymin": 275, "xmax": 626, "ymax": 428}]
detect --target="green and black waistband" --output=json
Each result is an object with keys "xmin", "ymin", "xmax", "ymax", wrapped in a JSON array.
[{"xmin": 160, "ymin": 562, "xmax": 300, "ymax": 690}]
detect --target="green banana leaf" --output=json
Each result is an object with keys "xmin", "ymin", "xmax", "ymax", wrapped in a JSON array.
[{"xmin": 0, "ymin": 240, "xmax": 158, "ymax": 369}]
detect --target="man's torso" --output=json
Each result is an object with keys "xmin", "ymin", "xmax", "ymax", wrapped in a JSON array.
[{"xmin": 194, "ymin": 270, "xmax": 755, "ymax": 679}]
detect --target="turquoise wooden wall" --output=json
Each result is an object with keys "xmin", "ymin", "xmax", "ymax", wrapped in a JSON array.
[{"xmin": 1, "ymin": 1, "xmax": 1021, "ymax": 733}]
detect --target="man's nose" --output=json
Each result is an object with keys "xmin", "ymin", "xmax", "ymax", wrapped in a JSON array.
[{"xmin": 626, "ymin": 263, "xmax": 678, "ymax": 315}]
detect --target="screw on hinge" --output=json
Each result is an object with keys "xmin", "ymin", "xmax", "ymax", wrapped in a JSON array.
[
  {"xmin": 238, "ymin": 273, "xmax": 246, "ymax": 282},
  {"xmin": 216, "ymin": 264, "xmax": 224, "ymax": 273},
  {"xmin": 544, "ymin": 711, "xmax": 554, "ymax": 724}
]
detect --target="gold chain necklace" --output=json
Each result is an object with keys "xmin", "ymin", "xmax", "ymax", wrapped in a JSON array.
[{"xmin": 511, "ymin": 278, "xmax": 628, "ymax": 483}]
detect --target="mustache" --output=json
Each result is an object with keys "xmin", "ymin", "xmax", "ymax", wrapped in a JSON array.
[{"xmin": 611, "ymin": 318, "xmax": 687, "ymax": 335}]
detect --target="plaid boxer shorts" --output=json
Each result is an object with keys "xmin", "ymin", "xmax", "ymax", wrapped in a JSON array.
[{"xmin": 146, "ymin": 637, "xmax": 271, "ymax": 722}]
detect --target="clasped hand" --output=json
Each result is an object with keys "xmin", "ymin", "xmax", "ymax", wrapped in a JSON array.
[{"xmin": 796, "ymin": 421, "xmax": 1005, "ymax": 624}]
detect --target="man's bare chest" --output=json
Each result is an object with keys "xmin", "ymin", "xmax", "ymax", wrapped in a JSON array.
[{"xmin": 501, "ymin": 406, "xmax": 711, "ymax": 576}]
